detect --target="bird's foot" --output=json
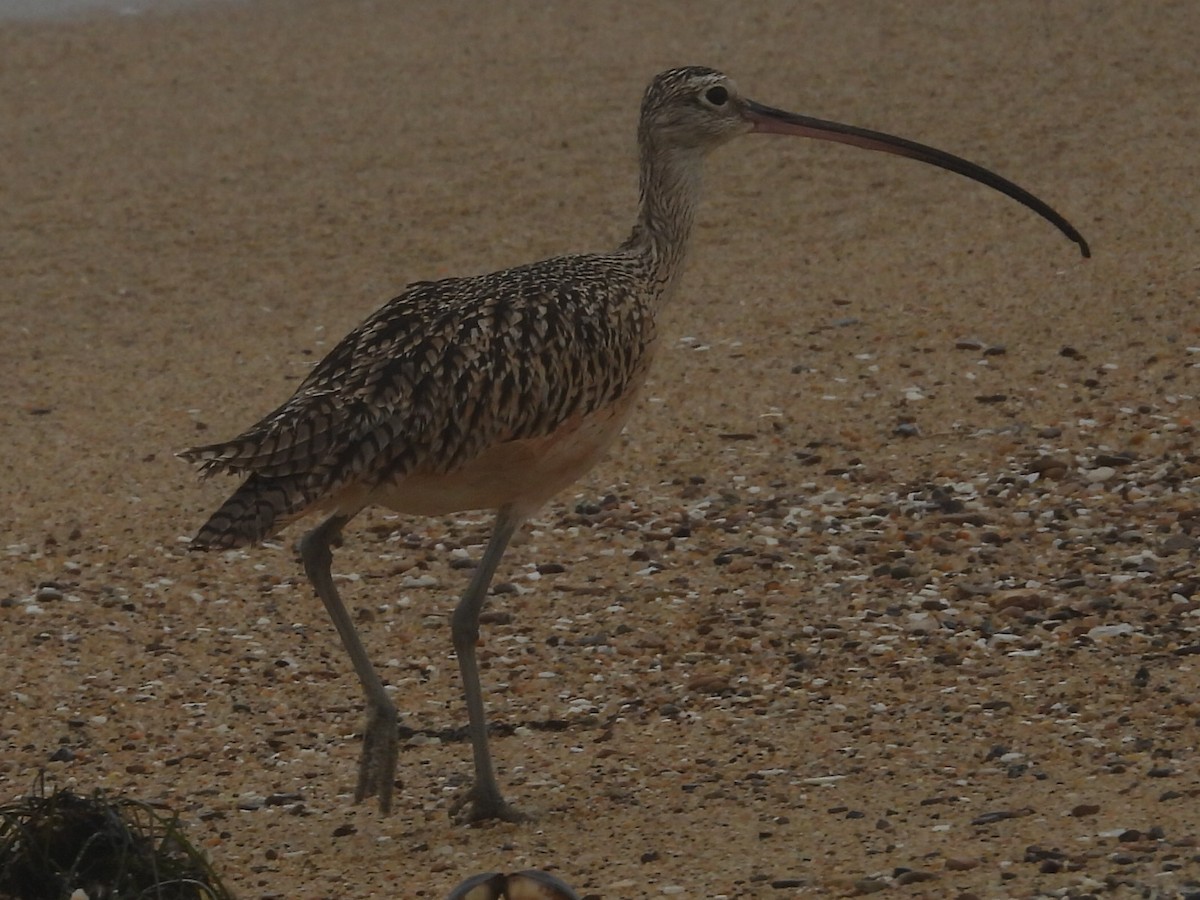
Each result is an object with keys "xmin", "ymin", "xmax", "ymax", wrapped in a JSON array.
[
  {"xmin": 449, "ymin": 782, "xmax": 530, "ymax": 825},
  {"xmin": 355, "ymin": 702, "xmax": 399, "ymax": 814}
]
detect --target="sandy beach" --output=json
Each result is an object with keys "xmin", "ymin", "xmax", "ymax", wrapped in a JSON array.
[{"xmin": 2, "ymin": 2, "xmax": 1198, "ymax": 897}]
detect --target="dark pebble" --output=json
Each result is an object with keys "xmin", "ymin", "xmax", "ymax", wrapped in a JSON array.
[
  {"xmin": 971, "ymin": 808, "xmax": 1029, "ymax": 825},
  {"xmin": 895, "ymin": 869, "xmax": 937, "ymax": 885},
  {"xmin": 1024, "ymin": 845, "xmax": 1065, "ymax": 862},
  {"xmin": 1162, "ymin": 534, "xmax": 1198, "ymax": 554},
  {"xmin": 853, "ymin": 877, "xmax": 888, "ymax": 894}
]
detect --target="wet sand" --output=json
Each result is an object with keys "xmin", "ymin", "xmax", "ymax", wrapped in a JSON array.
[{"xmin": 2, "ymin": 2, "xmax": 1198, "ymax": 897}]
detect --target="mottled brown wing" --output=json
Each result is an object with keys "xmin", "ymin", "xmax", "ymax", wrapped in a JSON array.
[{"xmin": 180, "ymin": 254, "xmax": 653, "ymax": 545}]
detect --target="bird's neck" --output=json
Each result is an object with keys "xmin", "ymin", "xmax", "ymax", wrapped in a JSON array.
[{"xmin": 620, "ymin": 141, "xmax": 704, "ymax": 306}]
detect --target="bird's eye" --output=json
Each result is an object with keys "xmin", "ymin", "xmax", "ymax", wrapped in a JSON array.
[{"xmin": 704, "ymin": 86, "xmax": 729, "ymax": 106}]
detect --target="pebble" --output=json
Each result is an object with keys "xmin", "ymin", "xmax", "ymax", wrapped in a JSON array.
[
  {"xmin": 971, "ymin": 808, "xmax": 1032, "ymax": 826},
  {"xmin": 852, "ymin": 877, "xmax": 889, "ymax": 894},
  {"xmin": 1088, "ymin": 623, "xmax": 1134, "ymax": 639},
  {"xmin": 895, "ymin": 869, "xmax": 937, "ymax": 885},
  {"xmin": 944, "ymin": 858, "xmax": 980, "ymax": 871},
  {"xmin": 1161, "ymin": 534, "xmax": 1197, "ymax": 553},
  {"xmin": 686, "ymin": 673, "xmax": 731, "ymax": 693}
]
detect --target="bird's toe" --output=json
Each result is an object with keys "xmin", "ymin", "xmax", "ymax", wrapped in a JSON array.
[
  {"xmin": 449, "ymin": 785, "xmax": 530, "ymax": 826},
  {"xmin": 355, "ymin": 705, "xmax": 400, "ymax": 813}
]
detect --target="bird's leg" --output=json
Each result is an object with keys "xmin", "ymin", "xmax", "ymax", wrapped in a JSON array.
[
  {"xmin": 449, "ymin": 504, "xmax": 527, "ymax": 824},
  {"xmin": 298, "ymin": 513, "xmax": 399, "ymax": 814}
]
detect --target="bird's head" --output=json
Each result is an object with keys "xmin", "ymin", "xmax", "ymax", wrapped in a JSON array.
[
  {"xmin": 638, "ymin": 66, "xmax": 753, "ymax": 153},
  {"xmin": 637, "ymin": 65, "xmax": 1090, "ymax": 257}
]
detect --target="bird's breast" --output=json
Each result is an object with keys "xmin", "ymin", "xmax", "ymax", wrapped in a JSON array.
[{"xmin": 366, "ymin": 379, "xmax": 647, "ymax": 519}]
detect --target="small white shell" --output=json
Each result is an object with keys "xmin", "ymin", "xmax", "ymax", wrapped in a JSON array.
[
  {"xmin": 446, "ymin": 872, "xmax": 506, "ymax": 900},
  {"xmin": 505, "ymin": 869, "xmax": 581, "ymax": 900},
  {"xmin": 446, "ymin": 870, "xmax": 580, "ymax": 900}
]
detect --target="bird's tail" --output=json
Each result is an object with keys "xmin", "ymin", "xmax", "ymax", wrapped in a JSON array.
[{"xmin": 189, "ymin": 474, "xmax": 309, "ymax": 549}]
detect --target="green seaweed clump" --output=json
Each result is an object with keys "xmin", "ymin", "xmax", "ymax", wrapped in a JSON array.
[{"xmin": 0, "ymin": 781, "xmax": 232, "ymax": 900}]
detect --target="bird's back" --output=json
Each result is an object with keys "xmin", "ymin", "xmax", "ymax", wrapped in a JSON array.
[{"xmin": 181, "ymin": 250, "xmax": 659, "ymax": 547}]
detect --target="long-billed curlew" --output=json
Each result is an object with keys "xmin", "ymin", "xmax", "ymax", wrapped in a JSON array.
[{"xmin": 180, "ymin": 66, "xmax": 1089, "ymax": 823}]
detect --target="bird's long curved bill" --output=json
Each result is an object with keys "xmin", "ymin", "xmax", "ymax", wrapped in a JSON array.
[{"xmin": 743, "ymin": 99, "xmax": 1090, "ymax": 258}]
